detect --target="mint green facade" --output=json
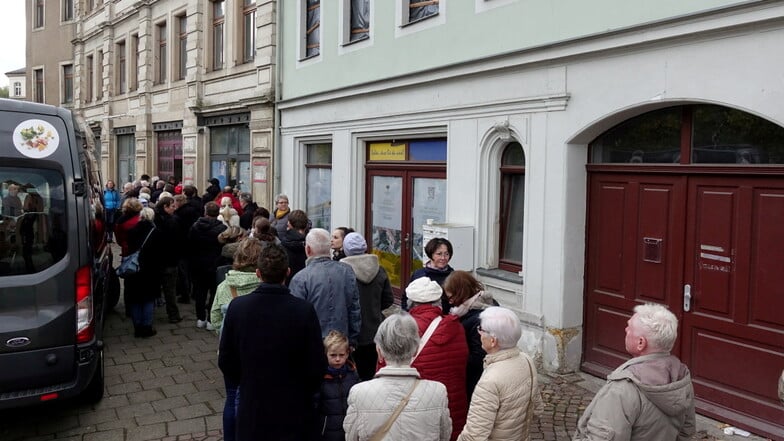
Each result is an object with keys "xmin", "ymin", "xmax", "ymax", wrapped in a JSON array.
[{"xmin": 279, "ymin": 0, "xmax": 752, "ymax": 99}]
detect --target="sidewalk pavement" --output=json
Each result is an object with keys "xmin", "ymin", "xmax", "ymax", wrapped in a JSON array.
[{"xmin": 533, "ymin": 371, "xmax": 772, "ymax": 441}]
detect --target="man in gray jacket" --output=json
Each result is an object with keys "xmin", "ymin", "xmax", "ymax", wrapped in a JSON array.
[
  {"xmin": 574, "ymin": 303, "xmax": 695, "ymax": 440},
  {"xmin": 289, "ymin": 228, "xmax": 361, "ymax": 347}
]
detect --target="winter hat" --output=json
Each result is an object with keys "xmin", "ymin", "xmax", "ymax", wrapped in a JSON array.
[
  {"xmin": 343, "ymin": 232, "xmax": 367, "ymax": 256},
  {"xmin": 405, "ymin": 277, "xmax": 442, "ymax": 304}
]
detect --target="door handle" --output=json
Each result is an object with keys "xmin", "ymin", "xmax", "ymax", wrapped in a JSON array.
[{"xmin": 683, "ymin": 284, "xmax": 691, "ymax": 312}]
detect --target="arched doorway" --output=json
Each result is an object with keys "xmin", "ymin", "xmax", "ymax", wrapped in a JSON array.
[{"xmin": 583, "ymin": 104, "xmax": 784, "ymax": 438}]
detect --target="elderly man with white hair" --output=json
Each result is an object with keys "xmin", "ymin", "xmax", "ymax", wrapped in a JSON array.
[
  {"xmin": 344, "ymin": 312, "xmax": 452, "ymax": 441},
  {"xmin": 457, "ymin": 306, "xmax": 538, "ymax": 441},
  {"xmin": 574, "ymin": 303, "xmax": 695, "ymax": 441},
  {"xmin": 289, "ymin": 228, "xmax": 361, "ymax": 346}
]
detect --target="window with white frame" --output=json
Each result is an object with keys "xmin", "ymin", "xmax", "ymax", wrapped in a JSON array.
[
  {"xmin": 62, "ymin": 64, "xmax": 74, "ymax": 104},
  {"xmin": 116, "ymin": 41, "xmax": 127, "ymax": 94},
  {"xmin": 62, "ymin": 0, "xmax": 74, "ymax": 21},
  {"xmin": 345, "ymin": 0, "xmax": 369, "ymax": 43},
  {"xmin": 177, "ymin": 15, "xmax": 187, "ymax": 80},
  {"xmin": 242, "ymin": 0, "xmax": 256, "ymax": 63},
  {"xmin": 156, "ymin": 22, "xmax": 167, "ymax": 84},
  {"xmin": 404, "ymin": 0, "xmax": 438, "ymax": 25},
  {"xmin": 305, "ymin": 143, "xmax": 332, "ymax": 231},
  {"xmin": 303, "ymin": 0, "xmax": 320, "ymax": 58},
  {"xmin": 34, "ymin": 0, "xmax": 44, "ymax": 29},
  {"xmin": 212, "ymin": 1, "xmax": 225, "ymax": 70},
  {"xmin": 13, "ymin": 82, "xmax": 21, "ymax": 97},
  {"xmin": 498, "ymin": 142, "xmax": 524, "ymax": 272}
]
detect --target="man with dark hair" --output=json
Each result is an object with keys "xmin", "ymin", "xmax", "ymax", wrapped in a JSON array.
[
  {"xmin": 280, "ymin": 209, "xmax": 309, "ymax": 284},
  {"xmin": 188, "ymin": 201, "xmax": 227, "ymax": 329},
  {"xmin": 219, "ymin": 243, "xmax": 324, "ymax": 441},
  {"xmin": 174, "ymin": 185, "xmax": 203, "ymax": 304}
]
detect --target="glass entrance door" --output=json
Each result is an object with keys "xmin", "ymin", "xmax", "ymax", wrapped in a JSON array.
[{"xmin": 368, "ymin": 170, "xmax": 446, "ymax": 298}]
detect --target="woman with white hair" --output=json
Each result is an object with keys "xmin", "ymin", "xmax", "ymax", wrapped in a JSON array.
[
  {"xmin": 457, "ymin": 307, "xmax": 538, "ymax": 441},
  {"xmin": 218, "ymin": 196, "xmax": 240, "ymax": 227},
  {"xmin": 344, "ymin": 312, "xmax": 452, "ymax": 441},
  {"xmin": 123, "ymin": 207, "xmax": 160, "ymax": 338}
]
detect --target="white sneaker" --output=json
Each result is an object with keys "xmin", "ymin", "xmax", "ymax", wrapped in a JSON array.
[
  {"xmin": 206, "ymin": 321, "xmax": 215, "ymax": 331},
  {"xmin": 196, "ymin": 319, "xmax": 207, "ymax": 329}
]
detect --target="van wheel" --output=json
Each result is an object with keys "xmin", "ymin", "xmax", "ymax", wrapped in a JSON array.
[
  {"xmin": 81, "ymin": 349, "xmax": 104, "ymax": 404},
  {"xmin": 106, "ymin": 270, "xmax": 121, "ymax": 311}
]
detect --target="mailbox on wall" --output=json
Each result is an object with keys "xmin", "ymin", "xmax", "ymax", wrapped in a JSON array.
[{"xmin": 422, "ymin": 223, "xmax": 474, "ymax": 271}]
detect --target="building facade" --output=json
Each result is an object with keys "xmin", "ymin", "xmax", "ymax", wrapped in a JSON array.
[
  {"xmin": 277, "ymin": 1, "xmax": 784, "ymax": 437},
  {"xmin": 62, "ymin": 0, "xmax": 276, "ymax": 206},
  {"xmin": 4, "ymin": 68, "xmax": 27, "ymax": 100},
  {"xmin": 26, "ymin": 0, "xmax": 76, "ymax": 105}
]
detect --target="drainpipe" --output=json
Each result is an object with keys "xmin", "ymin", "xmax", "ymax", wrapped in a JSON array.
[{"xmin": 273, "ymin": 0, "xmax": 283, "ymax": 200}]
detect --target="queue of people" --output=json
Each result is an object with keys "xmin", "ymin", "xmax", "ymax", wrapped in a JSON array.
[{"xmin": 109, "ymin": 176, "xmax": 696, "ymax": 441}]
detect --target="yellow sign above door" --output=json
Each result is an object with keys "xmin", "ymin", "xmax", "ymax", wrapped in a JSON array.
[{"xmin": 369, "ymin": 142, "xmax": 406, "ymax": 161}]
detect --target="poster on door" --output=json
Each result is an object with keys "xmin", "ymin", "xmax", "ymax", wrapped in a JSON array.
[
  {"xmin": 372, "ymin": 176, "xmax": 402, "ymax": 257},
  {"xmin": 412, "ymin": 178, "xmax": 446, "ymax": 263}
]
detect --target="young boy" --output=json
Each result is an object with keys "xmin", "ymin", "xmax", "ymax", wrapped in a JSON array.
[{"xmin": 317, "ymin": 330, "xmax": 360, "ymax": 441}]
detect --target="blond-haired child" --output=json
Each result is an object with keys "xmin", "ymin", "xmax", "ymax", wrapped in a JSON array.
[{"xmin": 317, "ymin": 330, "xmax": 360, "ymax": 441}]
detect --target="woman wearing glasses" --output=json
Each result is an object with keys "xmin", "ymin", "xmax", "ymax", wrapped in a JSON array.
[{"xmin": 402, "ymin": 237, "xmax": 455, "ymax": 312}]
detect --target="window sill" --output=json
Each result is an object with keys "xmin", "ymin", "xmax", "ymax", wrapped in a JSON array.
[
  {"xmin": 402, "ymin": 12, "xmax": 439, "ymax": 28},
  {"xmin": 476, "ymin": 267, "xmax": 523, "ymax": 284},
  {"xmin": 342, "ymin": 35, "xmax": 369, "ymax": 47}
]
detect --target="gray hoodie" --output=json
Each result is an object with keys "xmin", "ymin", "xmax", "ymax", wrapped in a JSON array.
[
  {"xmin": 574, "ymin": 352, "xmax": 696, "ymax": 440},
  {"xmin": 341, "ymin": 254, "xmax": 395, "ymax": 346}
]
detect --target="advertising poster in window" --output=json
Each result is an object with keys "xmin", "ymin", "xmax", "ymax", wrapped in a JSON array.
[
  {"xmin": 371, "ymin": 176, "xmax": 403, "ymax": 285},
  {"xmin": 412, "ymin": 178, "xmax": 446, "ymax": 267}
]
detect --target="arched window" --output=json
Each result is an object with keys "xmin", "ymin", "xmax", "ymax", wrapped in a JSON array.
[
  {"xmin": 591, "ymin": 105, "xmax": 784, "ymax": 164},
  {"xmin": 499, "ymin": 142, "xmax": 524, "ymax": 272}
]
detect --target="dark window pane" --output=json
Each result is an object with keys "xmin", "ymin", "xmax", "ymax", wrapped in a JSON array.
[
  {"xmin": 502, "ymin": 142, "xmax": 524, "ymax": 166},
  {"xmin": 591, "ymin": 107, "xmax": 682, "ymax": 164},
  {"xmin": 0, "ymin": 168, "xmax": 67, "ymax": 275},
  {"xmin": 306, "ymin": 0, "xmax": 320, "ymax": 57},
  {"xmin": 692, "ymin": 104, "xmax": 784, "ymax": 164},
  {"xmin": 307, "ymin": 143, "xmax": 332, "ymax": 164},
  {"xmin": 500, "ymin": 172, "xmax": 523, "ymax": 265}
]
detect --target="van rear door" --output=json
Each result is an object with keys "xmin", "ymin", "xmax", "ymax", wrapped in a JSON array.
[{"xmin": 0, "ymin": 110, "xmax": 83, "ymax": 397}]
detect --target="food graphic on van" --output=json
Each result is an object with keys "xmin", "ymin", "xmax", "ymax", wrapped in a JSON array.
[{"xmin": 12, "ymin": 119, "xmax": 60, "ymax": 159}]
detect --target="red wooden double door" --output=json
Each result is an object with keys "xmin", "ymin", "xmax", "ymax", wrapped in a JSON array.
[{"xmin": 583, "ymin": 170, "xmax": 784, "ymax": 439}]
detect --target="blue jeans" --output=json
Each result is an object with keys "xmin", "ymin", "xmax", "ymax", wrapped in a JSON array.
[
  {"xmin": 129, "ymin": 301, "xmax": 154, "ymax": 326},
  {"xmin": 223, "ymin": 377, "xmax": 239, "ymax": 441}
]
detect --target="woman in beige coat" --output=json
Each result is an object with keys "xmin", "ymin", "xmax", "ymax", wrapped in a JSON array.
[{"xmin": 457, "ymin": 307, "xmax": 538, "ymax": 441}]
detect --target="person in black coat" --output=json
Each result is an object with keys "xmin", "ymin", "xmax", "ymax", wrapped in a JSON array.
[
  {"xmin": 202, "ymin": 178, "xmax": 221, "ymax": 203},
  {"xmin": 188, "ymin": 201, "xmax": 227, "ymax": 328},
  {"xmin": 153, "ymin": 196, "xmax": 183, "ymax": 323},
  {"xmin": 238, "ymin": 192, "xmax": 259, "ymax": 231},
  {"xmin": 125, "ymin": 208, "xmax": 160, "ymax": 338},
  {"xmin": 280, "ymin": 209, "xmax": 308, "ymax": 285},
  {"xmin": 402, "ymin": 237, "xmax": 455, "ymax": 312},
  {"xmin": 219, "ymin": 243, "xmax": 325, "ymax": 441}
]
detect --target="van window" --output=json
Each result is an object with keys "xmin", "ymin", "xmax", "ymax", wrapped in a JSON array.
[{"xmin": 0, "ymin": 167, "xmax": 67, "ymax": 275}]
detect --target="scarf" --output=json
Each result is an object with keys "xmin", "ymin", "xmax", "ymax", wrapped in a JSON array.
[
  {"xmin": 449, "ymin": 291, "xmax": 485, "ymax": 318},
  {"xmin": 274, "ymin": 208, "xmax": 290, "ymax": 219}
]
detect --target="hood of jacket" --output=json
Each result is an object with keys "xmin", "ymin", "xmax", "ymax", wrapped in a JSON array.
[
  {"xmin": 609, "ymin": 353, "xmax": 693, "ymax": 418},
  {"xmin": 341, "ymin": 254, "xmax": 380, "ymax": 284},
  {"xmin": 224, "ymin": 270, "xmax": 260, "ymax": 289}
]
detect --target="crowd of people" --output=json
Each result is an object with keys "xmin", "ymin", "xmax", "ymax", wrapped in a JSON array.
[{"xmin": 108, "ymin": 175, "xmax": 697, "ymax": 441}]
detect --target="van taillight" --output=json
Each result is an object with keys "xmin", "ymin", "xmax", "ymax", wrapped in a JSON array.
[{"xmin": 76, "ymin": 265, "xmax": 94, "ymax": 343}]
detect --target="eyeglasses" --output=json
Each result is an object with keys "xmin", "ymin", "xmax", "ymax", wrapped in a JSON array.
[
  {"xmin": 477, "ymin": 325, "xmax": 486, "ymax": 334},
  {"xmin": 433, "ymin": 251, "xmax": 451, "ymax": 257}
]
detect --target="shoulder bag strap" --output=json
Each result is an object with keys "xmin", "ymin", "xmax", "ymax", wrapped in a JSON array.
[
  {"xmin": 524, "ymin": 356, "xmax": 535, "ymax": 426},
  {"xmin": 412, "ymin": 316, "xmax": 442, "ymax": 363},
  {"xmin": 369, "ymin": 379, "xmax": 420, "ymax": 441},
  {"xmin": 140, "ymin": 227, "xmax": 155, "ymax": 249}
]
